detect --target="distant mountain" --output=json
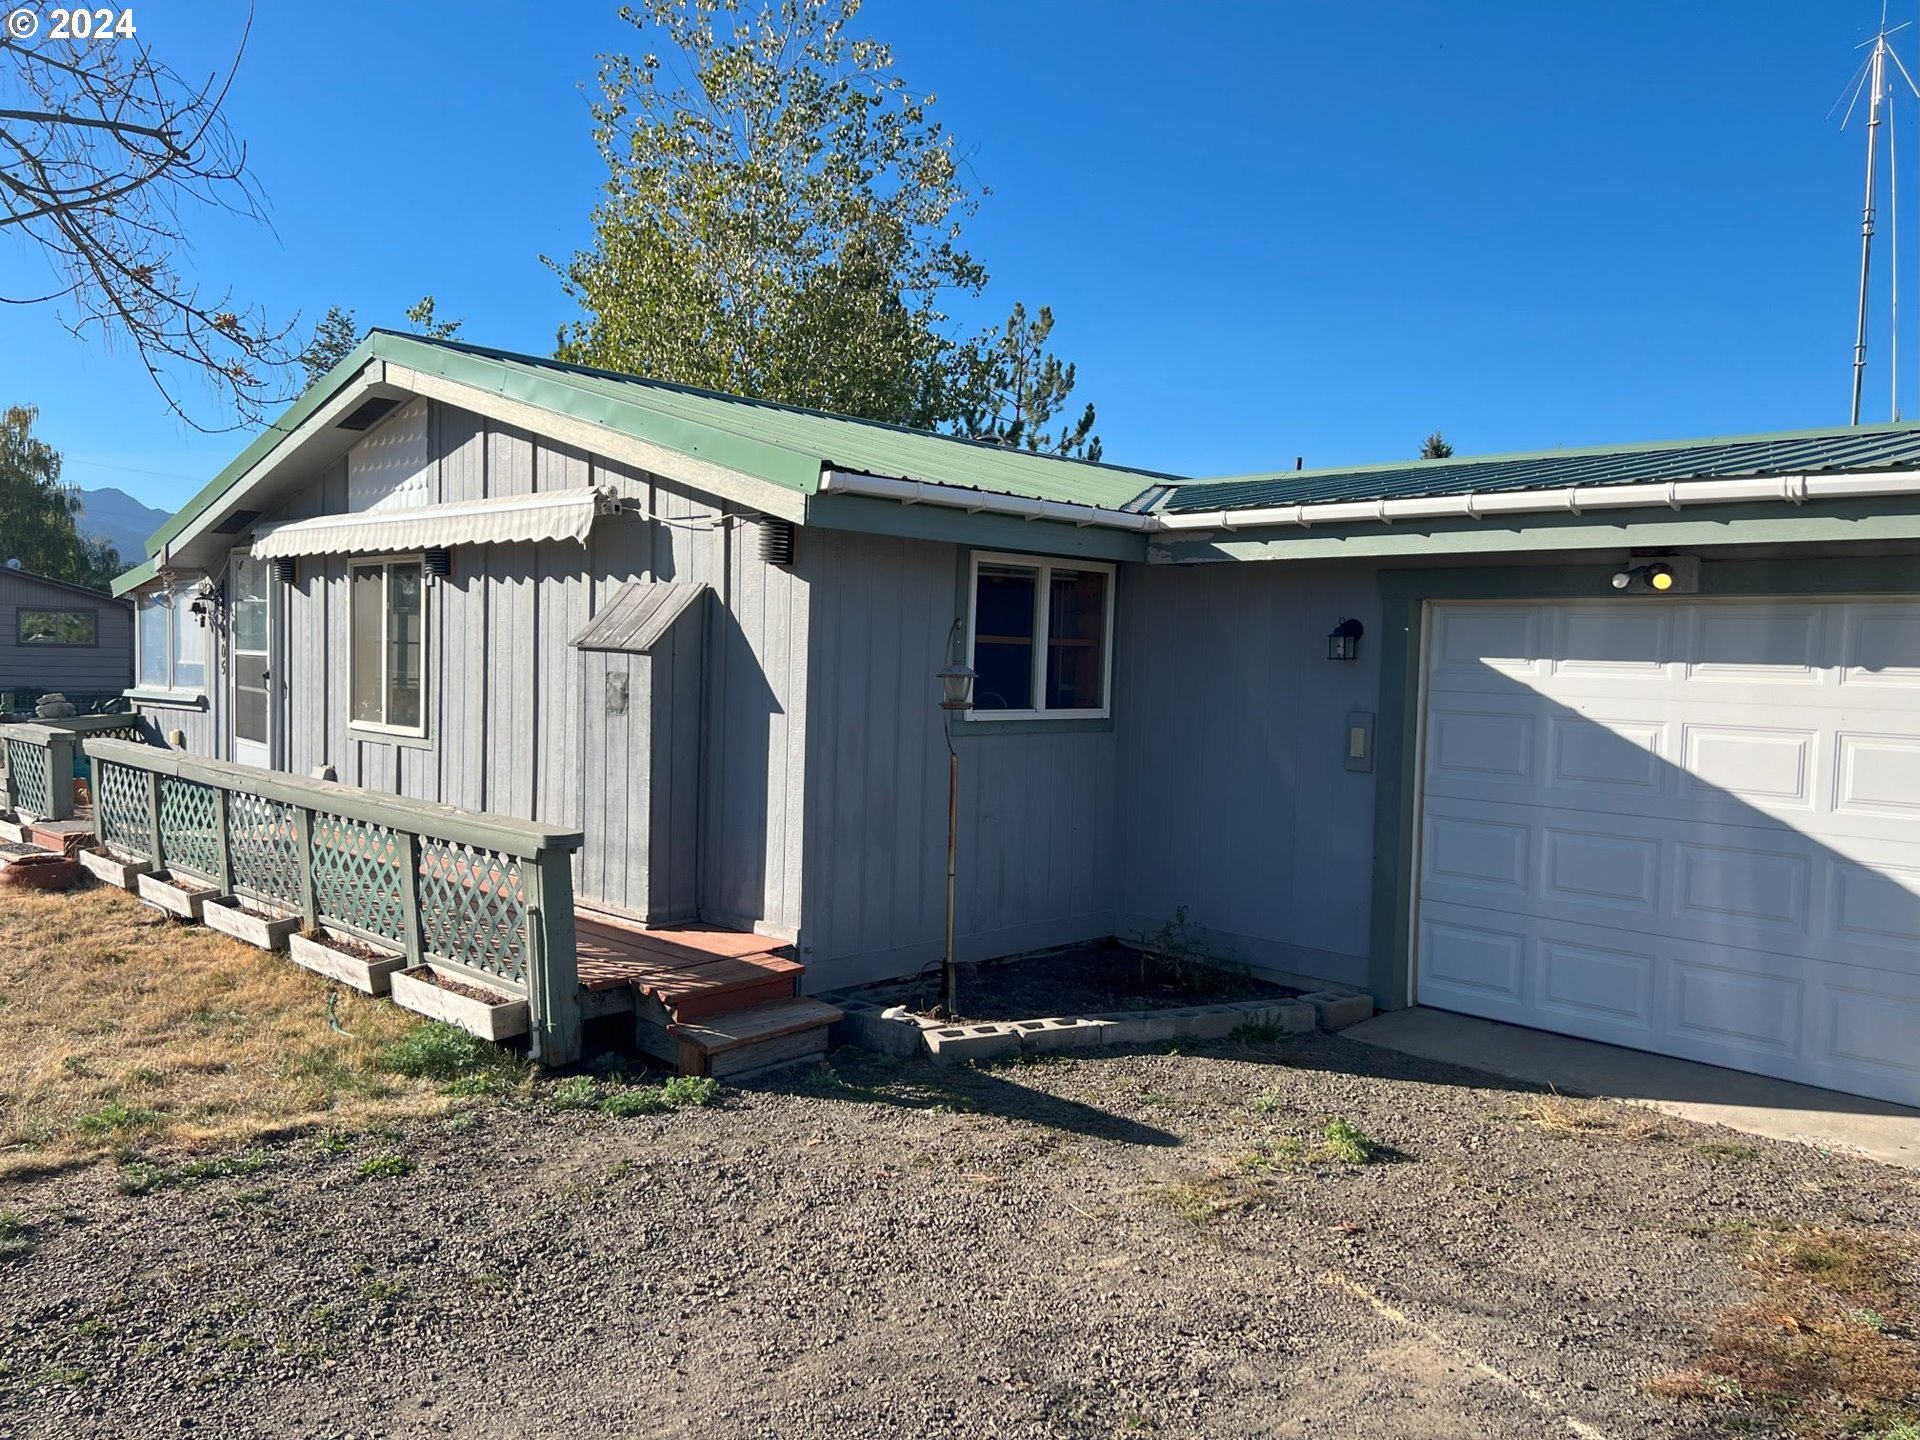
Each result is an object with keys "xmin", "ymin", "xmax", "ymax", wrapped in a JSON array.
[{"xmin": 75, "ymin": 487, "xmax": 170, "ymax": 560}]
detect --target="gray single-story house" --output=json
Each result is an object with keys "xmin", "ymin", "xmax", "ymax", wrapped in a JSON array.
[
  {"xmin": 0, "ymin": 565, "xmax": 132, "ymax": 712},
  {"xmin": 111, "ymin": 331, "xmax": 1920, "ymax": 1105}
]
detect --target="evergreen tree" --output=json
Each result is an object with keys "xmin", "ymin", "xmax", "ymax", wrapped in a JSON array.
[
  {"xmin": 1420, "ymin": 431, "xmax": 1454, "ymax": 459},
  {"xmin": 0, "ymin": 407, "xmax": 120, "ymax": 590}
]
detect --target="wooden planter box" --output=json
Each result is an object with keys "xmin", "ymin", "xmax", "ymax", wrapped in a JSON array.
[
  {"xmin": 389, "ymin": 964, "xmax": 530, "ymax": 1041},
  {"xmin": 202, "ymin": 897, "xmax": 300, "ymax": 952},
  {"xmin": 288, "ymin": 928, "xmax": 406, "ymax": 996},
  {"xmin": 77, "ymin": 846, "xmax": 151, "ymax": 891},
  {"xmin": 0, "ymin": 815, "xmax": 28, "ymax": 845},
  {"xmin": 136, "ymin": 870, "xmax": 211, "ymax": 920}
]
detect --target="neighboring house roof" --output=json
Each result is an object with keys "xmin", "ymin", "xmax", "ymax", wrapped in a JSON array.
[
  {"xmin": 1161, "ymin": 423, "xmax": 1920, "ymax": 513},
  {"xmin": 126, "ymin": 332, "xmax": 1180, "ymax": 590},
  {"xmin": 571, "ymin": 581, "xmax": 709, "ymax": 654},
  {"xmin": 0, "ymin": 565, "xmax": 122, "ymax": 605}
]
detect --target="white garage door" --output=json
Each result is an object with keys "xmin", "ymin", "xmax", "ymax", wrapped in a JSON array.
[{"xmin": 1415, "ymin": 598, "xmax": 1920, "ymax": 1106}]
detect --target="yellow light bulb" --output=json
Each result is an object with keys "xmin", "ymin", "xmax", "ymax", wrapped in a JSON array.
[{"xmin": 1650, "ymin": 569, "xmax": 1674, "ymax": 591}]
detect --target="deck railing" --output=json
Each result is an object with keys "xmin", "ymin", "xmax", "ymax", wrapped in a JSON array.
[
  {"xmin": 0, "ymin": 715, "xmax": 149, "ymax": 822},
  {"xmin": 81, "ymin": 737, "xmax": 587, "ymax": 1064}
]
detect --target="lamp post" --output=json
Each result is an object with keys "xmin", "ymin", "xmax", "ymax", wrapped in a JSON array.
[{"xmin": 937, "ymin": 655, "xmax": 976, "ymax": 1016}]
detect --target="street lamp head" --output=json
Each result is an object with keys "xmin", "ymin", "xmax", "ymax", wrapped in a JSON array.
[{"xmin": 937, "ymin": 659, "xmax": 977, "ymax": 712}]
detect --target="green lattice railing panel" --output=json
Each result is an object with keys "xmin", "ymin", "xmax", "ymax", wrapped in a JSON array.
[
  {"xmin": 419, "ymin": 839, "xmax": 528, "ymax": 984},
  {"xmin": 6, "ymin": 738, "xmax": 52, "ymax": 817},
  {"xmin": 96, "ymin": 761, "xmax": 151, "ymax": 859},
  {"xmin": 158, "ymin": 776, "xmax": 221, "ymax": 883},
  {"xmin": 227, "ymin": 790, "xmax": 299, "ymax": 910},
  {"xmin": 311, "ymin": 813, "xmax": 407, "ymax": 944}
]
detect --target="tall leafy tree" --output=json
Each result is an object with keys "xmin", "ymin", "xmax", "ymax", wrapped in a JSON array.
[
  {"xmin": 1420, "ymin": 430, "xmax": 1454, "ymax": 459},
  {"xmin": 0, "ymin": 406, "xmax": 119, "ymax": 589},
  {"xmin": 550, "ymin": 0, "xmax": 1099, "ymax": 455}
]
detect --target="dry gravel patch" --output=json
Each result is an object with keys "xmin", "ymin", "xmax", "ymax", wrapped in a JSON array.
[{"xmin": 0, "ymin": 1032, "xmax": 1914, "ymax": 1440}]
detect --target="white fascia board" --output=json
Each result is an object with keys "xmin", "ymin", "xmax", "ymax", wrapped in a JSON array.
[
  {"xmin": 385, "ymin": 364, "xmax": 810, "ymax": 524},
  {"xmin": 1156, "ymin": 468, "xmax": 1920, "ymax": 532}
]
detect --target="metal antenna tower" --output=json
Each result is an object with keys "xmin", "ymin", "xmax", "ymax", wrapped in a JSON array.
[{"xmin": 1841, "ymin": 9, "xmax": 1920, "ymax": 422}]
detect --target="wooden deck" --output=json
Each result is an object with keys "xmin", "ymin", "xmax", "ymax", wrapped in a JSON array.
[
  {"xmin": 575, "ymin": 910, "xmax": 804, "ymax": 1022},
  {"xmin": 573, "ymin": 908, "xmax": 839, "ymax": 1077}
]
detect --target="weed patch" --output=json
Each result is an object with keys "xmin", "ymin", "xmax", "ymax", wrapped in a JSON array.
[
  {"xmin": 1145, "ymin": 1177, "xmax": 1241, "ymax": 1226},
  {"xmin": 1651, "ymin": 1225, "xmax": 1920, "ymax": 1438},
  {"xmin": 71, "ymin": 1099, "xmax": 165, "ymax": 1140},
  {"xmin": 1234, "ymin": 1117, "xmax": 1385, "ymax": 1173},
  {"xmin": 116, "ymin": 1150, "xmax": 273, "ymax": 1197},
  {"xmin": 1512, "ymin": 1093, "xmax": 1668, "ymax": 1142},
  {"xmin": 381, "ymin": 1023, "xmax": 508, "ymax": 1083},
  {"xmin": 662, "ymin": 1075, "xmax": 720, "ymax": 1108},
  {"xmin": 356, "ymin": 1153, "xmax": 412, "ymax": 1181},
  {"xmin": 0, "ymin": 1210, "xmax": 32, "ymax": 1263},
  {"xmin": 599, "ymin": 1088, "xmax": 669, "ymax": 1117}
]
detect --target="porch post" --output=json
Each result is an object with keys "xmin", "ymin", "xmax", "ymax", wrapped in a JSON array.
[
  {"xmin": 523, "ymin": 847, "xmax": 581, "ymax": 1067},
  {"xmin": 212, "ymin": 788, "xmax": 234, "ymax": 897},
  {"xmin": 47, "ymin": 731, "xmax": 76, "ymax": 822},
  {"xmin": 145, "ymin": 771, "xmax": 163, "ymax": 872},
  {"xmin": 290, "ymin": 807, "xmax": 319, "ymax": 932}
]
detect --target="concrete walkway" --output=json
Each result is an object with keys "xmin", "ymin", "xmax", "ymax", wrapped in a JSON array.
[{"xmin": 1346, "ymin": 1007, "xmax": 1920, "ymax": 1171}]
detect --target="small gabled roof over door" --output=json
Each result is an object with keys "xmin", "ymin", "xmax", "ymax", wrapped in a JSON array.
[{"xmin": 571, "ymin": 581, "xmax": 709, "ymax": 654}]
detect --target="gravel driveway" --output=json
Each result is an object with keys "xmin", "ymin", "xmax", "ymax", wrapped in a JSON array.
[{"xmin": 2, "ymin": 1032, "xmax": 1914, "ymax": 1439}]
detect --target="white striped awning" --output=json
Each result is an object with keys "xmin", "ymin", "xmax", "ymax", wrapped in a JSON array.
[{"xmin": 249, "ymin": 487, "xmax": 612, "ymax": 559}]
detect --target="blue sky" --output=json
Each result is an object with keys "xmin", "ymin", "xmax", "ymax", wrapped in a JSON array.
[{"xmin": 0, "ymin": 1, "xmax": 1907, "ymax": 514}]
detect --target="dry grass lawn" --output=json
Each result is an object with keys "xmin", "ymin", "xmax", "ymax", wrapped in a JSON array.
[{"xmin": 0, "ymin": 884, "xmax": 449, "ymax": 1177}]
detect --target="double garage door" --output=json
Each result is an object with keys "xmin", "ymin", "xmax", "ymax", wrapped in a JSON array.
[{"xmin": 1416, "ymin": 598, "xmax": 1920, "ymax": 1106}]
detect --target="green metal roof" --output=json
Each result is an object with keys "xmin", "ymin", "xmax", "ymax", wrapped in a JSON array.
[
  {"xmin": 121, "ymin": 332, "xmax": 1178, "ymax": 592},
  {"xmin": 1163, "ymin": 422, "xmax": 1920, "ymax": 514}
]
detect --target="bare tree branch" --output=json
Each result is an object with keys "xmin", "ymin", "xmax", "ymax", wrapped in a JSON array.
[{"xmin": 0, "ymin": 7, "xmax": 299, "ymax": 430}]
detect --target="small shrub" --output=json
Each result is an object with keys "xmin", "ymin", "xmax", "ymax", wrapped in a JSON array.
[
  {"xmin": 0, "ymin": 1210, "xmax": 32, "ymax": 1263},
  {"xmin": 549, "ymin": 1076, "xmax": 601, "ymax": 1111},
  {"xmin": 380, "ymin": 1023, "xmax": 495, "ymax": 1081},
  {"xmin": 1252, "ymin": 1085, "xmax": 1287, "ymax": 1116},
  {"xmin": 599, "ymin": 1088, "xmax": 669, "ymax": 1117},
  {"xmin": 662, "ymin": 1075, "xmax": 720, "ymax": 1108},
  {"xmin": 356, "ymin": 1152, "xmax": 411, "ymax": 1181}
]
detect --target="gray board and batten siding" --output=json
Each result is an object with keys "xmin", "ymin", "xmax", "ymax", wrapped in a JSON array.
[
  {"xmin": 135, "ymin": 397, "xmax": 810, "ymax": 944},
  {"xmin": 0, "ymin": 568, "xmax": 132, "ymax": 702},
  {"xmin": 129, "ymin": 392, "xmax": 1388, "ymax": 995}
]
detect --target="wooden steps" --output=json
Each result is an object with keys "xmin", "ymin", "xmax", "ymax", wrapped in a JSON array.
[
  {"xmin": 668, "ymin": 998, "xmax": 843, "ymax": 1078},
  {"xmin": 571, "ymin": 908, "xmax": 836, "ymax": 1075}
]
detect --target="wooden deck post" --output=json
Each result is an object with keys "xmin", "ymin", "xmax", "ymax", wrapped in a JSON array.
[
  {"xmin": 397, "ymin": 831, "xmax": 426, "ymax": 969},
  {"xmin": 212, "ymin": 788, "xmax": 235, "ymax": 897},
  {"xmin": 89, "ymin": 754, "xmax": 106, "ymax": 849},
  {"xmin": 46, "ymin": 731, "xmax": 76, "ymax": 822},
  {"xmin": 290, "ymin": 807, "xmax": 319, "ymax": 932},
  {"xmin": 145, "ymin": 771, "xmax": 163, "ymax": 872},
  {"xmin": 524, "ymin": 848, "xmax": 582, "ymax": 1067}
]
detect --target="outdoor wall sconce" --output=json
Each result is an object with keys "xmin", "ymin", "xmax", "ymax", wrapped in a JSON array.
[
  {"xmin": 425, "ymin": 548, "xmax": 453, "ymax": 579},
  {"xmin": 1327, "ymin": 617, "xmax": 1364, "ymax": 662}
]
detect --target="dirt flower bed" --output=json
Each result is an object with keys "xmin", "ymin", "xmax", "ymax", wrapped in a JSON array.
[
  {"xmin": 928, "ymin": 939, "xmax": 1298, "ymax": 1023},
  {"xmin": 1, "ymin": 1030, "xmax": 1914, "ymax": 1438}
]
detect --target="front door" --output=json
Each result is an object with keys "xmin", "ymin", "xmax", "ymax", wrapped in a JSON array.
[{"xmin": 229, "ymin": 553, "xmax": 273, "ymax": 768}]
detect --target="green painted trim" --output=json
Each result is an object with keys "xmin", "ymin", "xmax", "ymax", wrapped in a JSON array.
[
  {"xmin": 813, "ymin": 493, "xmax": 1148, "ymax": 562},
  {"xmin": 1153, "ymin": 496, "xmax": 1920, "ymax": 564},
  {"xmin": 111, "ymin": 557, "xmax": 159, "ymax": 596},
  {"xmin": 1185, "ymin": 416, "xmax": 1920, "ymax": 488},
  {"xmin": 1366, "ymin": 555, "xmax": 1920, "ymax": 1007},
  {"xmin": 82, "ymin": 737, "xmax": 582, "ymax": 858},
  {"xmin": 143, "ymin": 337, "xmax": 384, "ymax": 558}
]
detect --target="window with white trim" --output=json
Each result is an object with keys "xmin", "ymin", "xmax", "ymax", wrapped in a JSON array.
[
  {"xmin": 350, "ymin": 558, "xmax": 426, "ymax": 734},
  {"xmin": 966, "ymin": 552, "xmax": 1114, "ymax": 718},
  {"xmin": 134, "ymin": 585, "xmax": 206, "ymax": 692}
]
